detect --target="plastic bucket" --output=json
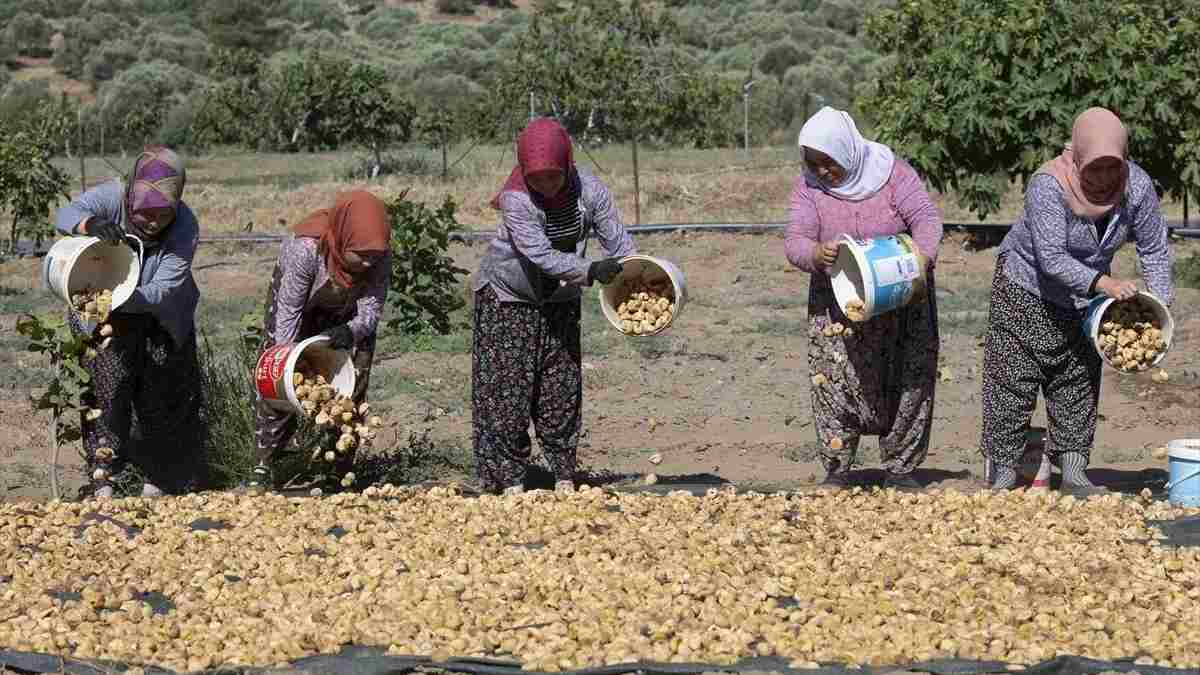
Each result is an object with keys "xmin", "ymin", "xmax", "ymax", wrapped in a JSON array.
[
  {"xmin": 829, "ymin": 233, "xmax": 926, "ymax": 321},
  {"xmin": 1082, "ymin": 291, "xmax": 1174, "ymax": 372},
  {"xmin": 1165, "ymin": 439, "xmax": 1200, "ymax": 508},
  {"xmin": 599, "ymin": 255, "xmax": 688, "ymax": 337},
  {"xmin": 255, "ymin": 335, "xmax": 356, "ymax": 413},
  {"xmin": 42, "ymin": 235, "xmax": 143, "ymax": 332}
]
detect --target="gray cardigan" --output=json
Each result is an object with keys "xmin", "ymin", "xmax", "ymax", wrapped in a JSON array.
[
  {"xmin": 55, "ymin": 180, "xmax": 201, "ymax": 347},
  {"xmin": 998, "ymin": 162, "xmax": 1172, "ymax": 311},
  {"xmin": 473, "ymin": 168, "xmax": 636, "ymax": 304}
]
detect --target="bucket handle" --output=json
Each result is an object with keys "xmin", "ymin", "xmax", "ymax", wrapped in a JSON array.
[
  {"xmin": 1165, "ymin": 467, "xmax": 1200, "ymax": 491},
  {"xmin": 125, "ymin": 234, "xmax": 144, "ymax": 268}
]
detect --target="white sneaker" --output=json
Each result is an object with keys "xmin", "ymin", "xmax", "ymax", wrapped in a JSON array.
[
  {"xmin": 503, "ymin": 485, "xmax": 525, "ymax": 496},
  {"xmin": 554, "ymin": 479, "xmax": 575, "ymax": 494},
  {"xmin": 141, "ymin": 483, "xmax": 164, "ymax": 498},
  {"xmin": 94, "ymin": 485, "xmax": 114, "ymax": 499}
]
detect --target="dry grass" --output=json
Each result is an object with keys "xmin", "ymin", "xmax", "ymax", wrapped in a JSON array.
[{"xmin": 57, "ymin": 144, "xmax": 1196, "ymax": 237}]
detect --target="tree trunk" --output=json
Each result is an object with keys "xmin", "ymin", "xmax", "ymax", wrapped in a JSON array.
[
  {"xmin": 373, "ymin": 143, "xmax": 382, "ymax": 178},
  {"xmin": 631, "ymin": 135, "xmax": 641, "ymax": 225},
  {"xmin": 441, "ymin": 132, "xmax": 448, "ymax": 180},
  {"xmin": 10, "ymin": 214, "xmax": 18, "ymax": 254},
  {"xmin": 1185, "ymin": 188, "xmax": 1190, "ymax": 228}
]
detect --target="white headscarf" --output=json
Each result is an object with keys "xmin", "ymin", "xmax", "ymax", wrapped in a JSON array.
[{"xmin": 798, "ymin": 106, "xmax": 896, "ymax": 201}]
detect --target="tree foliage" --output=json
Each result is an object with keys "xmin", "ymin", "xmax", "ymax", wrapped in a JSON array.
[
  {"xmin": 4, "ymin": 12, "xmax": 53, "ymax": 57},
  {"xmin": 0, "ymin": 99, "xmax": 70, "ymax": 248},
  {"xmin": 864, "ymin": 0, "xmax": 1200, "ymax": 219},
  {"xmin": 385, "ymin": 193, "xmax": 470, "ymax": 336},
  {"xmin": 497, "ymin": 0, "xmax": 733, "ymax": 147}
]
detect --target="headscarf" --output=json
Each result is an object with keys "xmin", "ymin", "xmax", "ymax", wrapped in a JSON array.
[
  {"xmin": 1036, "ymin": 107, "xmax": 1129, "ymax": 219},
  {"xmin": 797, "ymin": 106, "xmax": 896, "ymax": 201},
  {"xmin": 125, "ymin": 146, "xmax": 186, "ymax": 241},
  {"xmin": 292, "ymin": 190, "xmax": 390, "ymax": 289},
  {"xmin": 490, "ymin": 117, "xmax": 579, "ymax": 210}
]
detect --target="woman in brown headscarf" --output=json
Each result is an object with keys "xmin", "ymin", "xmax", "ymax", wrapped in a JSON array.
[
  {"xmin": 252, "ymin": 190, "xmax": 392, "ymax": 491},
  {"xmin": 980, "ymin": 108, "xmax": 1173, "ymax": 496}
]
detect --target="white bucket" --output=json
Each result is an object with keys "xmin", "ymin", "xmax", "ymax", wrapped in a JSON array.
[
  {"xmin": 1082, "ymin": 291, "xmax": 1174, "ymax": 372},
  {"xmin": 598, "ymin": 255, "xmax": 688, "ymax": 338},
  {"xmin": 1165, "ymin": 439, "xmax": 1200, "ymax": 508},
  {"xmin": 254, "ymin": 335, "xmax": 356, "ymax": 414},
  {"xmin": 42, "ymin": 235, "xmax": 143, "ymax": 332},
  {"xmin": 829, "ymin": 233, "xmax": 926, "ymax": 321}
]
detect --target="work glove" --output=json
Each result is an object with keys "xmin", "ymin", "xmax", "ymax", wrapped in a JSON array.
[
  {"xmin": 87, "ymin": 217, "xmax": 125, "ymax": 244},
  {"xmin": 587, "ymin": 258, "xmax": 624, "ymax": 285},
  {"xmin": 322, "ymin": 324, "xmax": 355, "ymax": 350}
]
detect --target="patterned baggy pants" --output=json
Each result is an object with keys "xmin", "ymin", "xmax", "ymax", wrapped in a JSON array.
[
  {"xmin": 980, "ymin": 258, "xmax": 1102, "ymax": 468},
  {"xmin": 71, "ymin": 311, "xmax": 202, "ymax": 494},
  {"xmin": 806, "ymin": 271, "xmax": 939, "ymax": 475},
  {"xmin": 471, "ymin": 285, "xmax": 582, "ymax": 493}
]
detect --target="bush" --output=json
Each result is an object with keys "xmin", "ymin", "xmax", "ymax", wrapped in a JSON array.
[
  {"xmin": 1174, "ymin": 251, "xmax": 1200, "ymax": 289},
  {"xmin": 436, "ymin": 0, "xmax": 476, "ymax": 15},
  {"xmin": 52, "ymin": 14, "xmax": 124, "ymax": 79},
  {"xmin": 279, "ymin": 0, "xmax": 347, "ymax": 32},
  {"xmin": 386, "ymin": 193, "xmax": 470, "ymax": 335},
  {"xmin": 343, "ymin": 151, "xmax": 440, "ymax": 180},
  {"xmin": 84, "ymin": 41, "xmax": 140, "ymax": 83},
  {"xmin": 157, "ymin": 95, "xmax": 199, "ymax": 148},
  {"xmin": 4, "ymin": 12, "xmax": 53, "ymax": 57},
  {"xmin": 140, "ymin": 30, "xmax": 210, "ymax": 73},
  {"xmin": 356, "ymin": 7, "xmax": 418, "ymax": 42},
  {"xmin": 97, "ymin": 60, "xmax": 197, "ymax": 150}
]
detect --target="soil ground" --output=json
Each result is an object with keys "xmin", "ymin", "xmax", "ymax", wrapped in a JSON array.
[{"xmin": 4, "ymin": 230, "xmax": 1198, "ymax": 503}]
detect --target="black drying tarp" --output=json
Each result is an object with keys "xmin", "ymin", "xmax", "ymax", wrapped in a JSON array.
[
  {"xmin": 1, "ymin": 648, "xmax": 1196, "ymax": 675},
  {"xmin": 1148, "ymin": 516, "xmax": 1200, "ymax": 547}
]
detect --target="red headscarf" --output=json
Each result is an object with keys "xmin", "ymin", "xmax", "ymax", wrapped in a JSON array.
[
  {"xmin": 292, "ymin": 190, "xmax": 390, "ymax": 288},
  {"xmin": 491, "ymin": 117, "xmax": 576, "ymax": 210}
]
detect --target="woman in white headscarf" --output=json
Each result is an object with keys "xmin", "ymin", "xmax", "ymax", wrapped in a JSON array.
[{"xmin": 784, "ymin": 107, "xmax": 944, "ymax": 490}]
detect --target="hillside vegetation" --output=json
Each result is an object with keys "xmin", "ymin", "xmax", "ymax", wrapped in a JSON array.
[{"xmin": 0, "ymin": 0, "xmax": 888, "ymax": 151}]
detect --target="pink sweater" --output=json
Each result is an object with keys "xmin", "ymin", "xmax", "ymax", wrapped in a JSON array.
[{"xmin": 785, "ymin": 159, "xmax": 943, "ymax": 274}]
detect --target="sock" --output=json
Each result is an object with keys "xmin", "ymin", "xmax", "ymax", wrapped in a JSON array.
[
  {"xmin": 990, "ymin": 464, "xmax": 1017, "ymax": 490},
  {"xmin": 1059, "ymin": 452, "xmax": 1094, "ymax": 487}
]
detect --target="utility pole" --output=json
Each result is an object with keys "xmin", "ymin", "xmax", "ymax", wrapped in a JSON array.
[
  {"xmin": 742, "ymin": 76, "xmax": 756, "ymax": 154},
  {"xmin": 529, "ymin": 91, "xmax": 535, "ymax": 121}
]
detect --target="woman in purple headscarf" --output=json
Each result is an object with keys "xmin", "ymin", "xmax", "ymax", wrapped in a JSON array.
[{"xmin": 55, "ymin": 146, "xmax": 203, "ymax": 499}]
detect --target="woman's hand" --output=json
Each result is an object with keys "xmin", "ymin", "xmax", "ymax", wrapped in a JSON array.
[
  {"xmin": 1096, "ymin": 275, "xmax": 1138, "ymax": 301},
  {"xmin": 85, "ymin": 217, "xmax": 126, "ymax": 244},
  {"xmin": 810, "ymin": 241, "xmax": 839, "ymax": 270}
]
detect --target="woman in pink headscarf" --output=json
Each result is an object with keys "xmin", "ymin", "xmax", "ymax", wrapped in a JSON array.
[
  {"xmin": 54, "ymin": 146, "xmax": 202, "ymax": 499},
  {"xmin": 981, "ymin": 108, "xmax": 1173, "ymax": 496},
  {"xmin": 471, "ymin": 117, "xmax": 636, "ymax": 494}
]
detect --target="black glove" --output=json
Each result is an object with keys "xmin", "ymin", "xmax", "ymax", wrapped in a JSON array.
[
  {"xmin": 322, "ymin": 324, "xmax": 355, "ymax": 350},
  {"xmin": 87, "ymin": 217, "xmax": 125, "ymax": 244},
  {"xmin": 588, "ymin": 258, "xmax": 624, "ymax": 285}
]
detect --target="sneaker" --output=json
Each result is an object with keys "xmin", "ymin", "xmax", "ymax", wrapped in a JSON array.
[
  {"xmin": 141, "ymin": 483, "xmax": 164, "ymax": 498},
  {"xmin": 554, "ymin": 479, "xmax": 575, "ymax": 494},
  {"xmin": 94, "ymin": 485, "xmax": 114, "ymax": 500},
  {"xmin": 883, "ymin": 472, "xmax": 922, "ymax": 490},
  {"xmin": 244, "ymin": 463, "xmax": 272, "ymax": 494},
  {"xmin": 503, "ymin": 485, "xmax": 525, "ymax": 496}
]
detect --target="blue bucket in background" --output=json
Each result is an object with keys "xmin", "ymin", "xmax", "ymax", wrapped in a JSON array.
[
  {"xmin": 1166, "ymin": 440, "xmax": 1200, "ymax": 508},
  {"xmin": 829, "ymin": 233, "xmax": 926, "ymax": 321}
]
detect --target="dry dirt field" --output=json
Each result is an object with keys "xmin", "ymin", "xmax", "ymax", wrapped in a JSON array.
[{"xmin": 3, "ymin": 217, "xmax": 1198, "ymax": 501}]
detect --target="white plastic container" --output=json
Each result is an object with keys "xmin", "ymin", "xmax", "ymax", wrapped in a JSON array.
[
  {"xmin": 255, "ymin": 335, "xmax": 356, "ymax": 414},
  {"xmin": 1082, "ymin": 291, "xmax": 1174, "ymax": 372},
  {"xmin": 829, "ymin": 233, "xmax": 926, "ymax": 321},
  {"xmin": 598, "ymin": 254, "xmax": 688, "ymax": 337},
  {"xmin": 1165, "ymin": 439, "xmax": 1200, "ymax": 508},
  {"xmin": 42, "ymin": 235, "xmax": 143, "ymax": 332}
]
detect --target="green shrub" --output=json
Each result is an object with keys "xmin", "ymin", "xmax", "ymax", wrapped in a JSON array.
[
  {"xmin": 1174, "ymin": 251, "xmax": 1200, "ymax": 289},
  {"xmin": 436, "ymin": 0, "xmax": 476, "ymax": 16},
  {"xmin": 386, "ymin": 193, "xmax": 471, "ymax": 335},
  {"xmin": 357, "ymin": 7, "xmax": 418, "ymax": 42},
  {"xmin": 279, "ymin": 0, "xmax": 347, "ymax": 32}
]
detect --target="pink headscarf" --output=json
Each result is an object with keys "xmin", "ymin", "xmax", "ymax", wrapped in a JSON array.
[
  {"xmin": 1036, "ymin": 108, "xmax": 1129, "ymax": 219},
  {"xmin": 491, "ymin": 118, "xmax": 577, "ymax": 210}
]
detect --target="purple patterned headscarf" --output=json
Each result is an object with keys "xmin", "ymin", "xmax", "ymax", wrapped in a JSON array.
[{"xmin": 125, "ymin": 146, "xmax": 186, "ymax": 241}]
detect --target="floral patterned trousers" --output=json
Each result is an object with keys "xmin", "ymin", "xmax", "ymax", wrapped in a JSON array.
[
  {"xmin": 471, "ymin": 285, "xmax": 582, "ymax": 493},
  {"xmin": 806, "ymin": 272, "xmax": 939, "ymax": 475}
]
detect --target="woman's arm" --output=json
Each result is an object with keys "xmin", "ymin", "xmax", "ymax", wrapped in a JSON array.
[
  {"xmin": 55, "ymin": 181, "xmax": 123, "ymax": 235},
  {"xmin": 500, "ymin": 192, "xmax": 591, "ymax": 286},
  {"xmin": 1129, "ymin": 173, "xmax": 1174, "ymax": 306},
  {"xmin": 784, "ymin": 177, "xmax": 820, "ymax": 273},
  {"xmin": 269, "ymin": 237, "xmax": 319, "ymax": 346},
  {"xmin": 589, "ymin": 180, "xmax": 636, "ymax": 260},
  {"xmin": 892, "ymin": 161, "xmax": 944, "ymax": 264},
  {"xmin": 1025, "ymin": 175, "xmax": 1102, "ymax": 296},
  {"xmin": 347, "ymin": 251, "xmax": 391, "ymax": 342}
]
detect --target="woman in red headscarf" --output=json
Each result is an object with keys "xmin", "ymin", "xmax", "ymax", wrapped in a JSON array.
[
  {"xmin": 252, "ymin": 190, "xmax": 392, "ymax": 491},
  {"xmin": 471, "ymin": 117, "xmax": 636, "ymax": 494},
  {"xmin": 981, "ymin": 108, "xmax": 1173, "ymax": 496}
]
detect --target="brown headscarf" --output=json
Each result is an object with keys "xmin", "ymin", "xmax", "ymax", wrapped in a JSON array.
[
  {"xmin": 292, "ymin": 190, "xmax": 390, "ymax": 288},
  {"xmin": 1036, "ymin": 107, "xmax": 1130, "ymax": 219}
]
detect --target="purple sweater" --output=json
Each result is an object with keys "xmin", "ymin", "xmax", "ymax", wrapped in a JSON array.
[{"xmin": 785, "ymin": 159, "xmax": 943, "ymax": 274}]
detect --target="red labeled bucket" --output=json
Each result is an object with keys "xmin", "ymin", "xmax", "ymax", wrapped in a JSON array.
[{"xmin": 255, "ymin": 335, "xmax": 356, "ymax": 413}]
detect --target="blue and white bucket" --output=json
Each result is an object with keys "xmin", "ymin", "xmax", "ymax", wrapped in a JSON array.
[
  {"xmin": 829, "ymin": 233, "xmax": 926, "ymax": 321},
  {"xmin": 1166, "ymin": 439, "xmax": 1200, "ymax": 508},
  {"xmin": 1082, "ymin": 291, "xmax": 1174, "ymax": 372}
]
